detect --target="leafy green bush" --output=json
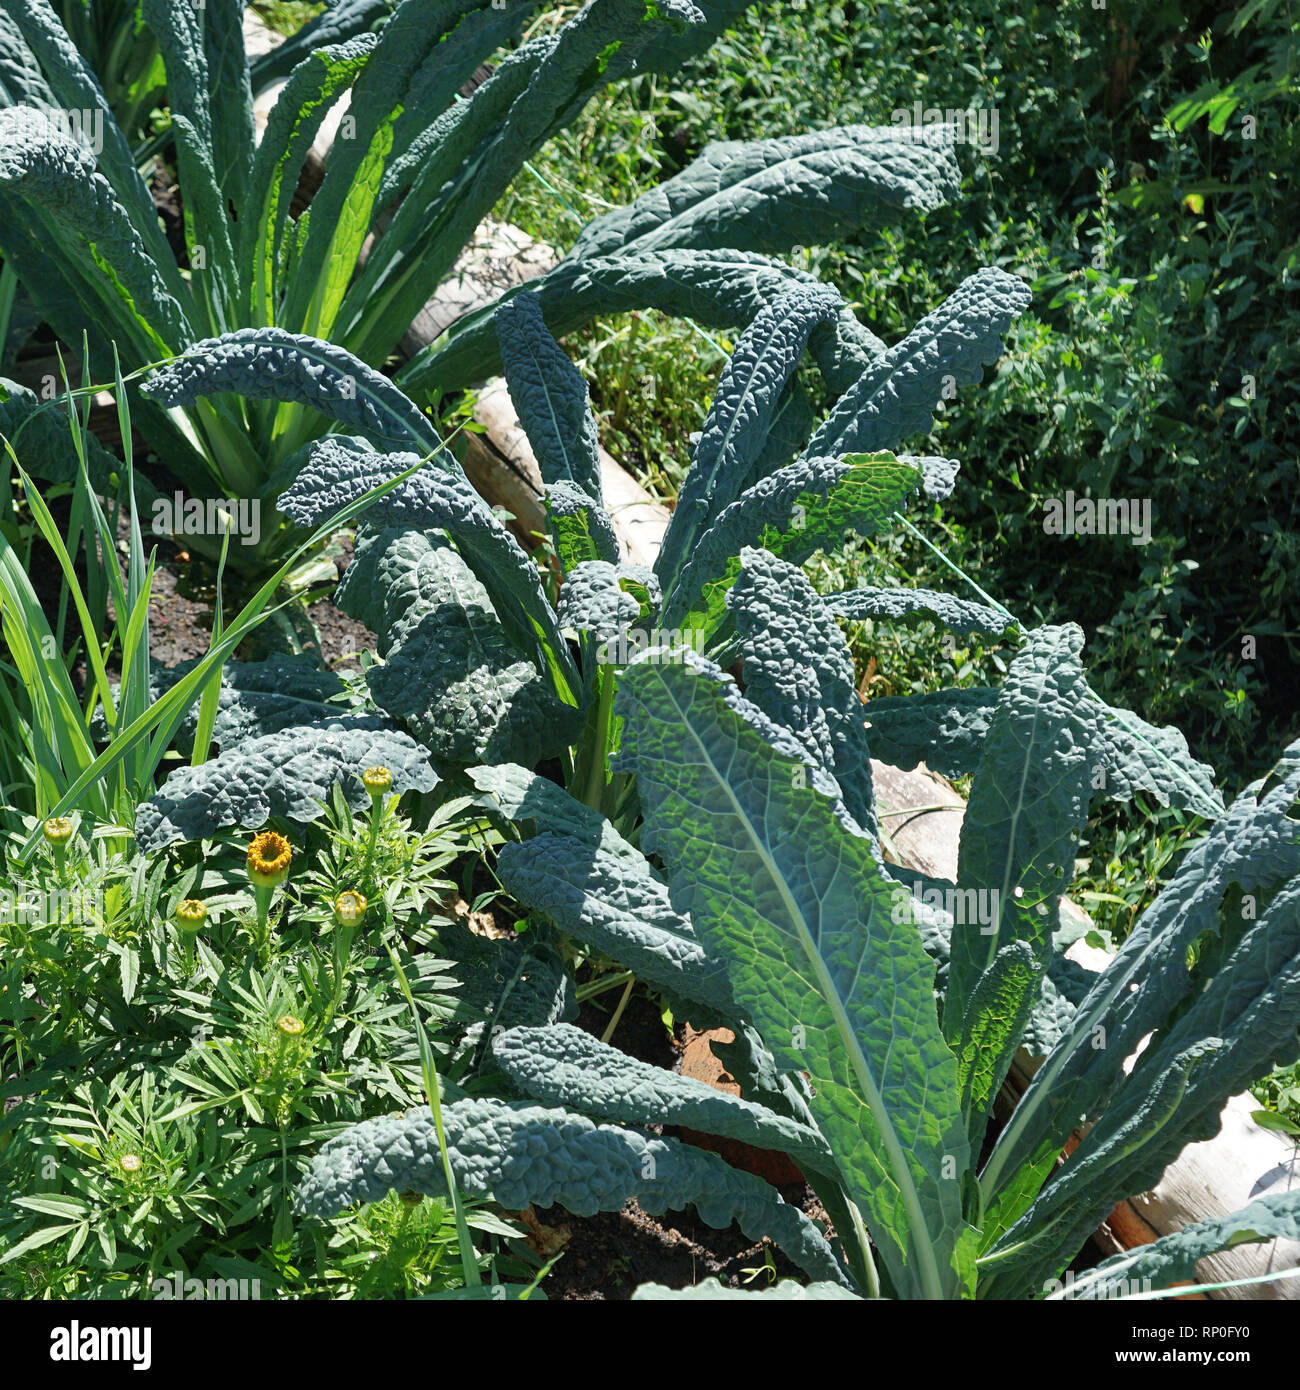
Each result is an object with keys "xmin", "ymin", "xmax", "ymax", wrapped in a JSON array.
[
  {"xmin": 119, "ymin": 245, "xmax": 1036, "ymax": 840},
  {"xmin": 300, "ymin": 593, "xmax": 1300, "ymax": 1300}
]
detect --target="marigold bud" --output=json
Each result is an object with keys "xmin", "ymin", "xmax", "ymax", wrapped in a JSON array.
[
  {"xmin": 333, "ymin": 890, "xmax": 368, "ymax": 926},
  {"xmin": 362, "ymin": 766, "xmax": 392, "ymax": 798},
  {"xmin": 247, "ymin": 831, "xmax": 292, "ymax": 888},
  {"xmin": 176, "ymin": 899, "xmax": 207, "ymax": 932},
  {"xmin": 43, "ymin": 816, "xmax": 74, "ymax": 846}
]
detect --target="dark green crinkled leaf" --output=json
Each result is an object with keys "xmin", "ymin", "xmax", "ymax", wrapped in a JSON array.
[
  {"xmin": 296, "ymin": 1097, "xmax": 850, "ymax": 1287},
  {"xmin": 280, "ymin": 0, "xmax": 522, "ymax": 341},
  {"xmin": 944, "ymin": 626, "xmax": 1094, "ymax": 1061},
  {"xmin": 864, "ymin": 684, "xmax": 1222, "ymax": 818},
  {"xmin": 988, "ymin": 877, "xmax": 1300, "ymax": 1298},
  {"xmin": 404, "ymin": 247, "xmax": 882, "ymax": 399},
  {"xmin": 0, "ymin": 109, "xmax": 192, "ymax": 355},
  {"xmin": 1092, "ymin": 704, "xmax": 1224, "ymax": 817},
  {"xmin": 978, "ymin": 742, "xmax": 1300, "ymax": 1263},
  {"xmin": 340, "ymin": 0, "xmax": 699, "ymax": 361},
  {"xmin": 496, "ymin": 829, "xmax": 736, "ymax": 1020},
  {"xmin": 1021, "ymin": 952, "xmax": 1097, "ymax": 1059},
  {"xmin": 467, "ymin": 763, "xmax": 651, "ymax": 874},
  {"xmin": 0, "ymin": 10, "xmax": 54, "ymax": 109},
  {"xmin": 373, "ymin": 27, "xmax": 547, "ymax": 218},
  {"xmin": 279, "ymin": 437, "xmax": 575, "ymax": 699},
  {"xmin": 433, "ymin": 925, "xmax": 576, "ymax": 1036},
  {"xmin": 339, "ymin": 527, "xmax": 582, "ymax": 765},
  {"xmin": 556, "ymin": 560, "xmax": 660, "ymax": 644},
  {"xmin": 898, "ymin": 872, "xmax": 1095, "ymax": 1060},
  {"xmin": 663, "ymin": 451, "xmax": 923, "ymax": 638},
  {"xmin": 142, "ymin": 327, "xmax": 442, "ymax": 451},
  {"xmin": 727, "ymin": 548, "xmax": 876, "ymax": 835},
  {"xmin": 242, "ymin": 33, "xmax": 378, "ymax": 328},
  {"xmin": 141, "ymin": 0, "xmax": 241, "ymax": 321},
  {"xmin": 0, "ymin": 378, "xmax": 159, "ymax": 508},
  {"xmin": 1058, "ymin": 1190, "xmax": 1300, "ymax": 1300},
  {"xmin": 546, "ymin": 480, "xmax": 620, "ymax": 573},
  {"xmin": 249, "ymin": 0, "xmax": 389, "ymax": 89},
  {"xmin": 496, "ymin": 290, "xmax": 602, "ymax": 502},
  {"xmin": 569, "ymin": 125, "xmax": 960, "ymax": 262},
  {"xmin": 863, "ymin": 687, "xmax": 998, "ymax": 778},
  {"xmin": 828, "ymin": 585, "xmax": 1017, "ymax": 638},
  {"xmin": 134, "ymin": 715, "xmax": 437, "ymax": 850},
  {"xmin": 633, "ymin": 0, "xmax": 751, "ymax": 72},
  {"xmin": 92, "ymin": 655, "xmax": 346, "ymax": 754},
  {"xmin": 198, "ymin": 0, "xmax": 255, "ymax": 223},
  {"xmin": 493, "ymin": 1024, "xmax": 831, "ymax": 1167},
  {"xmin": 142, "ymin": 655, "xmax": 346, "ymax": 756},
  {"xmin": 400, "ymin": 116, "xmax": 957, "ymax": 403},
  {"xmin": 806, "ymin": 268, "xmax": 1031, "ymax": 459},
  {"xmin": 752, "ymin": 375, "xmax": 818, "ymax": 473},
  {"xmin": 949, "ymin": 940, "xmax": 1038, "ymax": 1152},
  {"xmin": 0, "ymin": 0, "xmax": 173, "ymax": 252},
  {"xmin": 656, "ymin": 283, "xmax": 842, "ymax": 595}
]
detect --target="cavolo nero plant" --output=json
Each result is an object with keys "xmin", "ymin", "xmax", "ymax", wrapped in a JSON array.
[
  {"xmin": 295, "ymin": 590, "xmax": 1300, "ymax": 1301},
  {"xmin": 0, "ymin": 0, "xmax": 954, "ymax": 578},
  {"xmin": 122, "ymin": 255, "xmax": 1034, "ymax": 847},
  {"xmin": 25, "ymin": 2, "xmax": 390, "ymax": 142}
]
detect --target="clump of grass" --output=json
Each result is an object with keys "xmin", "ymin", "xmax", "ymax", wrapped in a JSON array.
[{"xmin": 250, "ymin": 1, "xmax": 328, "ymax": 39}]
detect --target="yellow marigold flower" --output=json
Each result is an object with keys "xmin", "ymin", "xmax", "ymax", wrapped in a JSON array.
[
  {"xmin": 276, "ymin": 1013, "xmax": 305, "ymax": 1037},
  {"xmin": 43, "ymin": 816, "xmax": 74, "ymax": 845},
  {"xmin": 176, "ymin": 899, "xmax": 207, "ymax": 931},
  {"xmin": 119, "ymin": 1154, "xmax": 142, "ymax": 1173},
  {"xmin": 362, "ymin": 765, "xmax": 393, "ymax": 797},
  {"xmin": 247, "ymin": 831, "xmax": 292, "ymax": 888},
  {"xmin": 333, "ymin": 890, "xmax": 368, "ymax": 926}
]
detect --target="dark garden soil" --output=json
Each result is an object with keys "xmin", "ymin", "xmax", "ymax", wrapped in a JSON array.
[
  {"xmin": 533, "ymin": 986, "xmax": 818, "ymax": 1300},
  {"xmin": 137, "ymin": 530, "xmax": 376, "ymax": 671}
]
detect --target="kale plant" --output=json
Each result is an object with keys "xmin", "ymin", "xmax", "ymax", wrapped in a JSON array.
[
  {"xmin": 297, "ymin": 581, "xmax": 1300, "ymax": 1299},
  {"xmin": 127, "ymin": 249, "xmax": 1033, "ymax": 845}
]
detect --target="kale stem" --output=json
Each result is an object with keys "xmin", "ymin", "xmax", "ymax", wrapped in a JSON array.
[{"xmin": 581, "ymin": 668, "xmax": 616, "ymax": 811}]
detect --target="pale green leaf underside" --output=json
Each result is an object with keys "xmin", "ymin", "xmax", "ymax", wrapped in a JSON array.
[{"xmin": 614, "ymin": 652, "xmax": 974, "ymax": 1300}]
